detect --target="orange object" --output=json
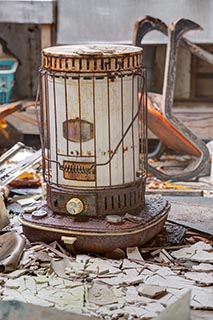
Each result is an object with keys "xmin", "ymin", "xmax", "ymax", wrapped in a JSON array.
[{"xmin": 146, "ymin": 95, "xmax": 200, "ymax": 157}]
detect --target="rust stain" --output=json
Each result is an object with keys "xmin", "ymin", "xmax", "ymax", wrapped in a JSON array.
[{"xmin": 108, "ymin": 150, "xmax": 114, "ymax": 155}]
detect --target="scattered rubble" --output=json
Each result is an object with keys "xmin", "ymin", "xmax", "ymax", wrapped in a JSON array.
[
  {"xmin": 0, "ymin": 145, "xmax": 212, "ymax": 319},
  {"xmin": 0, "ymin": 237, "xmax": 212, "ymax": 319}
]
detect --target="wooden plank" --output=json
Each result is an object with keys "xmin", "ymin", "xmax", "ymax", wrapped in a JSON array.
[
  {"xmin": 196, "ymin": 78, "xmax": 213, "ymax": 97},
  {"xmin": 41, "ymin": 24, "xmax": 52, "ymax": 50},
  {"xmin": 6, "ymin": 111, "xmax": 39, "ymax": 135},
  {"xmin": 0, "ymin": 101, "xmax": 23, "ymax": 119}
]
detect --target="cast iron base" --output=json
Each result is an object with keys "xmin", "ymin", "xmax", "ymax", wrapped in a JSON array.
[{"xmin": 19, "ymin": 196, "xmax": 170, "ymax": 254}]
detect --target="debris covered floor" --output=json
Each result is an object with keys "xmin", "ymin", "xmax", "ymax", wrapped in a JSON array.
[
  {"xmin": 0, "ymin": 148, "xmax": 212, "ymax": 319},
  {"xmin": 0, "ymin": 227, "xmax": 213, "ymax": 319},
  {"xmin": 0, "ymin": 196, "xmax": 212, "ymax": 318}
]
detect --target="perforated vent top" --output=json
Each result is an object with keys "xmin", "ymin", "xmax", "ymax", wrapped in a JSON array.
[{"xmin": 42, "ymin": 44, "xmax": 143, "ymax": 73}]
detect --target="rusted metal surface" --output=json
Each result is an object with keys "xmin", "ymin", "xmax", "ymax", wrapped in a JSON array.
[
  {"xmin": 133, "ymin": 17, "xmax": 210, "ymax": 181},
  {"xmin": 20, "ymin": 197, "xmax": 170, "ymax": 253},
  {"xmin": 42, "ymin": 45, "xmax": 143, "ymax": 73},
  {"xmin": 46, "ymin": 179, "xmax": 146, "ymax": 217}
]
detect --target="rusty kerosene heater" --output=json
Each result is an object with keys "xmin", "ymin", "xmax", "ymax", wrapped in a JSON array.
[{"xmin": 20, "ymin": 45, "xmax": 170, "ymax": 253}]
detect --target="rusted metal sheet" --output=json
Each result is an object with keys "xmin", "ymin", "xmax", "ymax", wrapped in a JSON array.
[
  {"xmin": 20, "ymin": 197, "xmax": 170, "ymax": 254},
  {"xmin": 46, "ymin": 180, "xmax": 146, "ymax": 217},
  {"xmin": 63, "ymin": 161, "xmax": 96, "ymax": 181}
]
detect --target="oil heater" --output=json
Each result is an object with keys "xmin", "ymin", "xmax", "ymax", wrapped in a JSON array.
[{"xmin": 20, "ymin": 45, "xmax": 170, "ymax": 253}]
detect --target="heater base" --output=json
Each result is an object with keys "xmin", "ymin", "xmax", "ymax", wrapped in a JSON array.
[{"xmin": 19, "ymin": 197, "xmax": 170, "ymax": 254}]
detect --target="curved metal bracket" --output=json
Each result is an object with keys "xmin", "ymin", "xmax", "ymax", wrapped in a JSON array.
[{"xmin": 133, "ymin": 16, "xmax": 210, "ymax": 181}]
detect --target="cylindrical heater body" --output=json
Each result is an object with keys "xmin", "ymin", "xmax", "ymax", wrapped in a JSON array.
[
  {"xmin": 20, "ymin": 45, "xmax": 170, "ymax": 253},
  {"xmin": 41, "ymin": 45, "xmax": 146, "ymax": 217}
]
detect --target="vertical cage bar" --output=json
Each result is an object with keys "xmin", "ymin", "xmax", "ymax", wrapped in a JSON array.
[
  {"xmin": 39, "ymin": 72, "xmax": 46, "ymax": 181},
  {"xmin": 78, "ymin": 76, "xmax": 83, "ymax": 157},
  {"xmin": 52, "ymin": 72, "xmax": 59, "ymax": 185},
  {"xmin": 138, "ymin": 67, "xmax": 147, "ymax": 176},
  {"xmin": 143, "ymin": 67, "xmax": 148, "ymax": 172},
  {"xmin": 107, "ymin": 75, "xmax": 112, "ymax": 186},
  {"xmin": 92, "ymin": 74, "xmax": 97, "ymax": 188},
  {"xmin": 64, "ymin": 73, "xmax": 69, "ymax": 156},
  {"xmin": 44, "ymin": 71, "xmax": 51, "ymax": 184},
  {"xmin": 120, "ymin": 73, "xmax": 125, "ymax": 184},
  {"xmin": 131, "ymin": 72, "xmax": 136, "ymax": 181}
]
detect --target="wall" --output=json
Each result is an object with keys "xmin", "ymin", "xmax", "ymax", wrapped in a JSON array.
[
  {"xmin": 0, "ymin": 24, "xmax": 41, "ymax": 99},
  {"xmin": 57, "ymin": 0, "xmax": 213, "ymax": 45},
  {"xmin": 0, "ymin": 0, "xmax": 55, "ymax": 99}
]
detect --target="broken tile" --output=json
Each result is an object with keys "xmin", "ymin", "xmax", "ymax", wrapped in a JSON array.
[
  {"xmin": 85, "ymin": 261, "xmax": 109, "ymax": 275},
  {"xmin": 184, "ymin": 272, "xmax": 213, "ymax": 285},
  {"xmin": 144, "ymin": 301, "xmax": 165, "ymax": 313},
  {"xmin": 138, "ymin": 284, "xmax": 167, "ymax": 298},
  {"xmin": 124, "ymin": 286, "xmax": 139, "ymax": 304},
  {"xmin": 63, "ymin": 279, "xmax": 82, "ymax": 288},
  {"xmin": 2, "ymin": 288, "xmax": 27, "ymax": 303},
  {"xmin": 88, "ymin": 282, "xmax": 117, "ymax": 306},
  {"xmin": 5, "ymin": 276, "xmax": 26, "ymax": 290},
  {"xmin": 171, "ymin": 242, "xmax": 212, "ymax": 261},
  {"xmin": 48, "ymin": 278, "xmax": 64, "ymax": 287},
  {"xmin": 126, "ymin": 246, "xmax": 144, "ymax": 261},
  {"xmin": 190, "ymin": 251, "xmax": 213, "ymax": 263},
  {"xmin": 145, "ymin": 274, "xmax": 195, "ymax": 289},
  {"xmin": 192, "ymin": 263, "xmax": 213, "ymax": 272},
  {"xmin": 7, "ymin": 269, "xmax": 26, "ymax": 279},
  {"xmin": 76, "ymin": 254, "xmax": 91, "ymax": 264},
  {"xmin": 122, "ymin": 258, "xmax": 143, "ymax": 270},
  {"xmin": 16, "ymin": 196, "xmax": 36, "ymax": 207},
  {"xmin": 191, "ymin": 288, "xmax": 213, "ymax": 310},
  {"xmin": 51, "ymin": 258, "xmax": 72, "ymax": 278},
  {"xmin": 21, "ymin": 288, "xmax": 54, "ymax": 307}
]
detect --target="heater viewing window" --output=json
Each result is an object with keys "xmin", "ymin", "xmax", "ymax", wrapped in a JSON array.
[{"xmin": 63, "ymin": 118, "xmax": 94, "ymax": 143}]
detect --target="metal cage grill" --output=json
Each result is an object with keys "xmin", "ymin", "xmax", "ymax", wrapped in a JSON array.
[{"xmin": 39, "ymin": 45, "xmax": 147, "ymax": 217}]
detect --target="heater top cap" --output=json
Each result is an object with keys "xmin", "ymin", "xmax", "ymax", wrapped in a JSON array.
[{"xmin": 42, "ymin": 44, "xmax": 143, "ymax": 73}]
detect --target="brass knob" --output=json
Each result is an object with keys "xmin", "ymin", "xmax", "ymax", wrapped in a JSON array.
[{"xmin": 66, "ymin": 198, "xmax": 84, "ymax": 215}]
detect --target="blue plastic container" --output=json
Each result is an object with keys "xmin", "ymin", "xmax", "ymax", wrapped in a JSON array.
[{"xmin": 0, "ymin": 58, "xmax": 18, "ymax": 104}]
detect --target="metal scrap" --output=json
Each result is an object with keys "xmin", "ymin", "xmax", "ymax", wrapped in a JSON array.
[
  {"xmin": 0, "ymin": 232, "xmax": 26, "ymax": 272},
  {"xmin": 0, "ymin": 191, "xmax": 10, "ymax": 229}
]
